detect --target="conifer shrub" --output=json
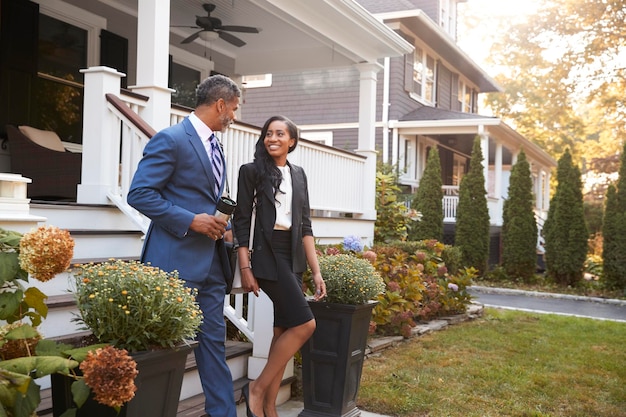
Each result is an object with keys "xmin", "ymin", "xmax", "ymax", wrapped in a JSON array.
[
  {"xmin": 455, "ymin": 137, "xmax": 490, "ymax": 275},
  {"xmin": 601, "ymin": 139, "xmax": 626, "ymax": 292},
  {"xmin": 409, "ymin": 147, "xmax": 443, "ymax": 241},
  {"xmin": 502, "ymin": 150, "xmax": 538, "ymax": 282},
  {"xmin": 543, "ymin": 149, "xmax": 588, "ymax": 286}
]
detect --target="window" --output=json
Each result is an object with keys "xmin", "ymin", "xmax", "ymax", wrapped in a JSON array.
[
  {"xmin": 452, "ymin": 153, "xmax": 467, "ymax": 185},
  {"xmin": 170, "ymin": 62, "xmax": 201, "ymax": 108},
  {"xmin": 242, "ymin": 74, "xmax": 272, "ymax": 88},
  {"xmin": 439, "ymin": 0, "xmax": 458, "ymax": 37},
  {"xmin": 413, "ymin": 47, "xmax": 436, "ymax": 104},
  {"xmin": 457, "ymin": 78, "xmax": 474, "ymax": 113},
  {"xmin": 35, "ymin": 14, "xmax": 88, "ymax": 143}
]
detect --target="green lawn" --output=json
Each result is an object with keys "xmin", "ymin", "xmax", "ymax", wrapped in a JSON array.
[{"xmin": 358, "ymin": 308, "xmax": 626, "ymax": 417}]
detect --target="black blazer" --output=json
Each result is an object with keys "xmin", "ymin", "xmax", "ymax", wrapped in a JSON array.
[{"xmin": 233, "ymin": 162, "xmax": 313, "ymax": 281}]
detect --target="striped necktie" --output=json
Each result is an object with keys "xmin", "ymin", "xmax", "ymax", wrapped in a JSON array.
[{"xmin": 209, "ymin": 134, "xmax": 223, "ymax": 196}]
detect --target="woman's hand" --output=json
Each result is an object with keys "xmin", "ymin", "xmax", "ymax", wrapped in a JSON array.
[
  {"xmin": 241, "ymin": 268, "xmax": 260, "ymax": 297},
  {"xmin": 311, "ymin": 272, "xmax": 326, "ymax": 301}
]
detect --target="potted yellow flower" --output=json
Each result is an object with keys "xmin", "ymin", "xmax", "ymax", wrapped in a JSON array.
[
  {"xmin": 301, "ymin": 253, "xmax": 385, "ymax": 417},
  {"xmin": 51, "ymin": 259, "xmax": 203, "ymax": 417}
]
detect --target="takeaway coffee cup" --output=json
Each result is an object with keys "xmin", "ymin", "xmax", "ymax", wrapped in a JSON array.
[{"xmin": 215, "ymin": 196, "xmax": 237, "ymax": 222}]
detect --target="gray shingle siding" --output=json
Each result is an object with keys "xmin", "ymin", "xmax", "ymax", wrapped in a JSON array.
[{"xmin": 242, "ymin": 68, "xmax": 361, "ymax": 128}]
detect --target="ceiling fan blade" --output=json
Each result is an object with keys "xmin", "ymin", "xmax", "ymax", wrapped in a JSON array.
[
  {"xmin": 181, "ymin": 30, "xmax": 202, "ymax": 44},
  {"xmin": 218, "ymin": 31, "xmax": 246, "ymax": 47},
  {"xmin": 219, "ymin": 25, "xmax": 261, "ymax": 34}
]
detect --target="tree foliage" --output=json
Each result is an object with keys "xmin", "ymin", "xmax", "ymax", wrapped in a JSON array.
[
  {"xmin": 502, "ymin": 150, "xmax": 538, "ymax": 282},
  {"xmin": 543, "ymin": 149, "xmax": 588, "ymax": 286},
  {"xmin": 601, "ymin": 140, "xmax": 626, "ymax": 290},
  {"xmin": 455, "ymin": 137, "xmax": 490, "ymax": 275},
  {"xmin": 409, "ymin": 147, "xmax": 443, "ymax": 241},
  {"xmin": 482, "ymin": 0, "xmax": 625, "ymax": 188}
]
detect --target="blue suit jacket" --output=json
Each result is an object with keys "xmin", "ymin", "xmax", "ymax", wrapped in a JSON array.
[{"xmin": 127, "ymin": 117, "xmax": 228, "ymax": 285}]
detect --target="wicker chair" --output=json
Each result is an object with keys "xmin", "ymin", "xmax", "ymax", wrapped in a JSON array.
[{"xmin": 6, "ymin": 125, "xmax": 81, "ymax": 201}]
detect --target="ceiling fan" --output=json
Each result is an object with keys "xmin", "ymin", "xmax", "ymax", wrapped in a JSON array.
[{"xmin": 174, "ymin": 3, "xmax": 261, "ymax": 47}]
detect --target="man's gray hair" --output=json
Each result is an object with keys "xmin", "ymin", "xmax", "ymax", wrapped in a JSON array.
[{"xmin": 196, "ymin": 74, "xmax": 241, "ymax": 107}]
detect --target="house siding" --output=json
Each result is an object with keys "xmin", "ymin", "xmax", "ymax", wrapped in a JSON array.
[{"xmin": 242, "ymin": 68, "xmax": 361, "ymax": 128}]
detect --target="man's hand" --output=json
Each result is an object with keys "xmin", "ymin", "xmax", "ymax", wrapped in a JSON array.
[{"xmin": 190, "ymin": 213, "xmax": 227, "ymax": 240}]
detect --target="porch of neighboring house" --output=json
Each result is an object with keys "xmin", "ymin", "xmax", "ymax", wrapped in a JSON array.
[{"xmin": 392, "ymin": 118, "xmax": 554, "ymax": 268}]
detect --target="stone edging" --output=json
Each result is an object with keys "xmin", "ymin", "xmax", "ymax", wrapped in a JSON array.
[
  {"xmin": 366, "ymin": 303, "xmax": 485, "ymax": 356},
  {"xmin": 468, "ymin": 285, "xmax": 626, "ymax": 306}
]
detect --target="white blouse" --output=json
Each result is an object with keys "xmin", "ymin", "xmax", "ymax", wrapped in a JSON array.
[{"xmin": 274, "ymin": 165, "xmax": 292, "ymax": 230}]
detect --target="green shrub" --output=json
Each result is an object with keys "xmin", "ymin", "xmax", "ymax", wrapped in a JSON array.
[
  {"xmin": 455, "ymin": 137, "xmax": 490, "ymax": 275},
  {"xmin": 409, "ymin": 147, "xmax": 443, "ymax": 241}
]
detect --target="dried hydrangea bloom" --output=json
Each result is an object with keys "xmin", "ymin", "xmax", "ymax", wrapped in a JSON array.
[
  {"xmin": 19, "ymin": 225, "xmax": 74, "ymax": 282},
  {"xmin": 80, "ymin": 345, "xmax": 138, "ymax": 408}
]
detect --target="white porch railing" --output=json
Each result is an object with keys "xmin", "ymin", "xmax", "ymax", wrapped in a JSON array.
[{"xmin": 442, "ymin": 185, "xmax": 459, "ymax": 222}]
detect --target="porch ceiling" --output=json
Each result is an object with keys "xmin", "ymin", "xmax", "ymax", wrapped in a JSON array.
[{"xmin": 168, "ymin": 0, "xmax": 413, "ymax": 75}]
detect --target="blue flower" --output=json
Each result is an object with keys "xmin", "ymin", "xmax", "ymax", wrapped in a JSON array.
[{"xmin": 343, "ymin": 235, "xmax": 363, "ymax": 252}]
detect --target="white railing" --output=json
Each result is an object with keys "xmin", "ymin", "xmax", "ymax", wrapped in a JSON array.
[{"xmin": 442, "ymin": 185, "xmax": 459, "ymax": 222}]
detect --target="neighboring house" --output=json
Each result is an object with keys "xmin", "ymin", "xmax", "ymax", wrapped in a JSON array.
[
  {"xmin": 241, "ymin": 0, "xmax": 557, "ymax": 265},
  {"xmin": 0, "ymin": 0, "xmax": 412, "ymax": 408}
]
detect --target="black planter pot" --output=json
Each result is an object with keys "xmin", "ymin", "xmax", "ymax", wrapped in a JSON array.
[
  {"xmin": 51, "ymin": 341, "xmax": 197, "ymax": 417},
  {"xmin": 299, "ymin": 301, "xmax": 376, "ymax": 417}
]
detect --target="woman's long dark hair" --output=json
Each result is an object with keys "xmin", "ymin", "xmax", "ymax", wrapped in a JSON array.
[{"xmin": 252, "ymin": 115, "xmax": 299, "ymax": 202}]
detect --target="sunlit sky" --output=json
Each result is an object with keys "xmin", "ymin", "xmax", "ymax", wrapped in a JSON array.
[{"xmin": 456, "ymin": 0, "xmax": 541, "ymax": 71}]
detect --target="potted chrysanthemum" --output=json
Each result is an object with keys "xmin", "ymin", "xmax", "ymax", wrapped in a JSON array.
[
  {"xmin": 300, "ymin": 252, "xmax": 385, "ymax": 417},
  {"xmin": 51, "ymin": 258, "xmax": 203, "ymax": 417}
]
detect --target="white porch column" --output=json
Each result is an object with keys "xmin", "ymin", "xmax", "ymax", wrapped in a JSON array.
[
  {"xmin": 544, "ymin": 171, "xmax": 551, "ymax": 211},
  {"xmin": 536, "ymin": 170, "xmax": 544, "ymax": 211},
  {"xmin": 77, "ymin": 67, "xmax": 125, "ymax": 204},
  {"xmin": 0, "ymin": 173, "xmax": 46, "ymax": 231},
  {"xmin": 478, "ymin": 128, "xmax": 489, "ymax": 195},
  {"xmin": 130, "ymin": 0, "xmax": 173, "ymax": 132},
  {"xmin": 494, "ymin": 141, "xmax": 503, "ymax": 224},
  {"xmin": 354, "ymin": 62, "xmax": 382, "ymax": 221}
]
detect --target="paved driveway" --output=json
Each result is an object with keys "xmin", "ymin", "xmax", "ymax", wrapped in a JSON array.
[{"xmin": 468, "ymin": 286, "xmax": 626, "ymax": 322}]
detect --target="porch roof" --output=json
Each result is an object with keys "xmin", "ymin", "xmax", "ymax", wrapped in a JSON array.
[{"xmin": 390, "ymin": 107, "xmax": 557, "ymax": 169}]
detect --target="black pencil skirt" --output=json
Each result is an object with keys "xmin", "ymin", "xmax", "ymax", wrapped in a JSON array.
[{"xmin": 257, "ymin": 230, "xmax": 314, "ymax": 328}]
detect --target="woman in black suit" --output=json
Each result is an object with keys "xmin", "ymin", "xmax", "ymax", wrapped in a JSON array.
[{"xmin": 233, "ymin": 115, "xmax": 326, "ymax": 417}]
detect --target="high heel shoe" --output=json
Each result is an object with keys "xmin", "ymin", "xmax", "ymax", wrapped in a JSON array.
[{"xmin": 242, "ymin": 383, "xmax": 259, "ymax": 417}]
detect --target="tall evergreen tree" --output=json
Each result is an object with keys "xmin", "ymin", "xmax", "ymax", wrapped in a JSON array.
[
  {"xmin": 602, "ymin": 140, "xmax": 626, "ymax": 290},
  {"xmin": 409, "ymin": 146, "xmax": 443, "ymax": 241},
  {"xmin": 502, "ymin": 150, "xmax": 538, "ymax": 282},
  {"xmin": 455, "ymin": 137, "xmax": 490, "ymax": 275},
  {"xmin": 543, "ymin": 149, "xmax": 588, "ymax": 286}
]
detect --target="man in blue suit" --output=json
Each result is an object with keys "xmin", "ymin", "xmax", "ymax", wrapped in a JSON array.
[{"xmin": 127, "ymin": 74, "xmax": 241, "ymax": 417}]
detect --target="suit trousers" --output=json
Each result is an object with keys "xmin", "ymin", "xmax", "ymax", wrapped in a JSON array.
[{"xmin": 187, "ymin": 257, "xmax": 237, "ymax": 417}]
